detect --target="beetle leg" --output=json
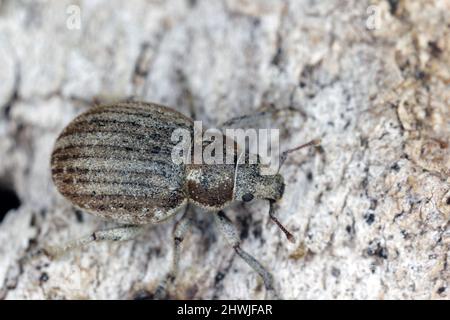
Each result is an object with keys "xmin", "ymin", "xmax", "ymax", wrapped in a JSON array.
[
  {"xmin": 220, "ymin": 107, "xmax": 305, "ymax": 129},
  {"xmin": 214, "ymin": 211, "xmax": 280, "ymax": 299},
  {"xmin": 24, "ymin": 225, "xmax": 143, "ymax": 262},
  {"xmin": 154, "ymin": 206, "xmax": 192, "ymax": 299}
]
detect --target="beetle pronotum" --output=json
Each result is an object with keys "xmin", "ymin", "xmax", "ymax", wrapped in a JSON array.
[{"xmin": 45, "ymin": 101, "xmax": 319, "ymax": 299}]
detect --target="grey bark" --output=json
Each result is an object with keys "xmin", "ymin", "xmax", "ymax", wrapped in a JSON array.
[{"xmin": 0, "ymin": 0, "xmax": 449, "ymax": 299}]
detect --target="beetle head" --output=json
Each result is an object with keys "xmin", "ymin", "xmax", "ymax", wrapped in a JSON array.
[
  {"xmin": 233, "ymin": 163, "xmax": 295, "ymax": 241},
  {"xmin": 232, "ymin": 139, "xmax": 320, "ymax": 243},
  {"xmin": 233, "ymin": 164, "xmax": 285, "ymax": 203}
]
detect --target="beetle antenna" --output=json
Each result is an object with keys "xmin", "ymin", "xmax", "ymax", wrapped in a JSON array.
[
  {"xmin": 269, "ymin": 200, "xmax": 296, "ymax": 243},
  {"xmin": 278, "ymin": 138, "xmax": 321, "ymax": 173}
]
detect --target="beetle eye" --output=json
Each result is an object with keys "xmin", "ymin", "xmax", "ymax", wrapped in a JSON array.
[{"xmin": 242, "ymin": 193, "xmax": 254, "ymax": 202}]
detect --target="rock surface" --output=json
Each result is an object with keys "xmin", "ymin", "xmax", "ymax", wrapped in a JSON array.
[{"xmin": 0, "ymin": 0, "xmax": 449, "ymax": 299}]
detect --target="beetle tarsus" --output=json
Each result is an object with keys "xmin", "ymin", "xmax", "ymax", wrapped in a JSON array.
[{"xmin": 269, "ymin": 201, "xmax": 296, "ymax": 243}]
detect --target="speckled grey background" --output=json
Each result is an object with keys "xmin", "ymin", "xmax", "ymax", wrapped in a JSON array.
[{"xmin": 0, "ymin": 0, "xmax": 449, "ymax": 299}]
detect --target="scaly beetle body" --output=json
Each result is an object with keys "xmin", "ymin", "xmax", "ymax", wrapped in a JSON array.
[
  {"xmin": 51, "ymin": 101, "xmax": 284, "ymax": 224},
  {"xmin": 47, "ymin": 101, "xmax": 318, "ymax": 299}
]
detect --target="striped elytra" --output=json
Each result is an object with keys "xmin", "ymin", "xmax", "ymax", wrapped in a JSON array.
[{"xmin": 51, "ymin": 102, "xmax": 195, "ymax": 225}]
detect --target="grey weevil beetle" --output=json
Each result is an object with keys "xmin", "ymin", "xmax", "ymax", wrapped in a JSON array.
[{"xmin": 45, "ymin": 101, "xmax": 320, "ymax": 299}]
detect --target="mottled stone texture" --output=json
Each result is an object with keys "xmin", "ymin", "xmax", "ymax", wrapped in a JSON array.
[{"xmin": 0, "ymin": 0, "xmax": 448, "ymax": 299}]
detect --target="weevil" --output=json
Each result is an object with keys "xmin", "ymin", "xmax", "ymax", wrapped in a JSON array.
[{"xmin": 47, "ymin": 101, "xmax": 319, "ymax": 299}]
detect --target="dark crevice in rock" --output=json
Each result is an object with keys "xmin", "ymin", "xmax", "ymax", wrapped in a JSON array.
[
  {"xmin": 0, "ymin": 184, "xmax": 21, "ymax": 223},
  {"xmin": 212, "ymin": 251, "xmax": 235, "ymax": 299},
  {"xmin": 388, "ymin": 0, "xmax": 399, "ymax": 15},
  {"xmin": 133, "ymin": 289, "xmax": 154, "ymax": 300},
  {"xmin": 132, "ymin": 42, "xmax": 151, "ymax": 82},
  {"xmin": 3, "ymin": 62, "xmax": 21, "ymax": 119}
]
